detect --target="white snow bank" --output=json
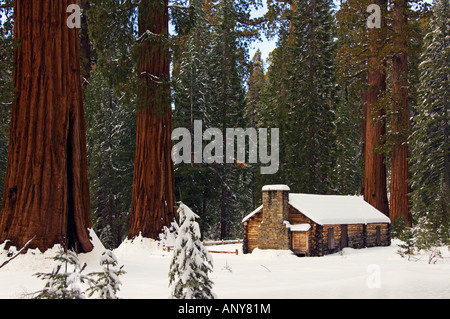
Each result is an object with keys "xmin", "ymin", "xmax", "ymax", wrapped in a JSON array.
[
  {"xmin": 0, "ymin": 242, "xmax": 61, "ymax": 273},
  {"xmin": 250, "ymin": 248, "xmax": 296, "ymax": 258},
  {"xmin": 1, "ymin": 233, "xmax": 449, "ymax": 299},
  {"xmin": 78, "ymin": 228, "xmax": 107, "ymax": 266},
  {"xmin": 113, "ymin": 233, "xmax": 163, "ymax": 258}
]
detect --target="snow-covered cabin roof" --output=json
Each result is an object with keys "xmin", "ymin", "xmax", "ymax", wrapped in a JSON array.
[
  {"xmin": 289, "ymin": 193, "xmax": 390, "ymax": 225},
  {"xmin": 242, "ymin": 193, "xmax": 390, "ymax": 225},
  {"xmin": 242, "ymin": 205, "xmax": 263, "ymax": 223}
]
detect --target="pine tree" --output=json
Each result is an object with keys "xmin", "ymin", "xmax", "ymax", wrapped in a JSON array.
[
  {"xmin": 259, "ymin": 0, "xmax": 337, "ymax": 195},
  {"xmin": 396, "ymin": 223, "xmax": 416, "ymax": 260},
  {"xmin": 410, "ymin": 0, "xmax": 449, "ymax": 243},
  {"xmin": 292, "ymin": 0, "xmax": 337, "ymax": 194},
  {"xmin": 245, "ymin": 50, "xmax": 266, "ymax": 128},
  {"xmin": 172, "ymin": 0, "xmax": 258, "ymax": 239},
  {"xmin": 208, "ymin": 0, "xmax": 254, "ymax": 239},
  {"xmin": 334, "ymin": 0, "xmax": 371, "ymax": 195},
  {"xmin": 86, "ymin": 0, "xmax": 137, "ymax": 90},
  {"xmin": 85, "ymin": 0, "xmax": 137, "ymax": 248},
  {"xmin": 84, "ymin": 72, "xmax": 135, "ymax": 249},
  {"xmin": 87, "ymin": 250, "xmax": 125, "ymax": 299},
  {"xmin": 79, "ymin": 0, "xmax": 92, "ymax": 83},
  {"xmin": 34, "ymin": 249, "xmax": 90, "ymax": 299},
  {"xmin": 172, "ymin": 0, "xmax": 217, "ymax": 236},
  {"xmin": 257, "ymin": 35, "xmax": 292, "ymax": 189},
  {"xmin": 0, "ymin": 0, "xmax": 13, "ymax": 210},
  {"xmin": 168, "ymin": 203, "xmax": 215, "ymax": 299},
  {"xmin": 331, "ymin": 81, "xmax": 363, "ymax": 195},
  {"xmin": 245, "ymin": 49, "xmax": 266, "ymax": 206},
  {"xmin": 173, "ymin": 0, "xmax": 211, "ymax": 132}
]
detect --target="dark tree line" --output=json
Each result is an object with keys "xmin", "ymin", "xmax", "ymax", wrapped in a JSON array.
[{"xmin": 0, "ymin": 0, "xmax": 447, "ymax": 251}]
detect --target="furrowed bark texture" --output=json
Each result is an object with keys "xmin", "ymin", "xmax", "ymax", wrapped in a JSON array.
[
  {"xmin": 128, "ymin": 0, "xmax": 176, "ymax": 239},
  {"xmin": 390, "ymin": 0, "xmax": 411, "ymax": 226},
  {"xmin": 0, "ymin": 0, "xmax": 93, "ymax": 253},
  {"xmin": 363, "ymin": 0, "xmax": 389, "ymax": 216}
]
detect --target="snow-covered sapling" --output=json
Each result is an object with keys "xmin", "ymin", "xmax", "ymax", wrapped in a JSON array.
[
  {"xmin": 87, "ymin": 249, "xmax": 125, "ymax": 299},
  {"xmin": 34, "ymin": 248, "xmax": 90, "ymax": 299},
  {"xmin": 159, "ymin": 220, "xmax": 179, "ymax": 250},
  {"xmin": 168, "ymin": 202, "xmax": 215, "ymax": 299}
]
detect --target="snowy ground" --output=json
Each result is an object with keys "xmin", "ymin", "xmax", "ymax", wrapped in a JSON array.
[{"xmin": 0, "ymin": 235, "xmax": 449, "ymax": 299}]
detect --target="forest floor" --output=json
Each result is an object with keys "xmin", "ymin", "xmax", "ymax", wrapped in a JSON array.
[{"xmin": 0, "ymin": 234, "xmax": 449, "ymax": 299}]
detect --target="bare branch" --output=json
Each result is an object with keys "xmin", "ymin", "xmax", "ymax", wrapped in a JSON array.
[{"xmin": 0, "ymin": 236, "xmax": 36, "ymax": 269}]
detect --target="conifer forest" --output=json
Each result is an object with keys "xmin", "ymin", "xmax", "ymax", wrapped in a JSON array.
[{"xmin": 0, "ymin": 0, "xmax": 448, "ymax": 254}]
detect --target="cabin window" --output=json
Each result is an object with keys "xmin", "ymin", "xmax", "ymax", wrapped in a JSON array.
[
  {"xmin": 376, "ymin": 226, "xmax": 381, "ymax": 245},
  {"xmin": 328, "ymin": 228, "xmax": 335, "ymax": 249}
]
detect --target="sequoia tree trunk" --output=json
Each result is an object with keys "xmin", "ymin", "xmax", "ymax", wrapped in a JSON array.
[
  {"xmin": 127, "ymin": 0, "xmax": 176, "ymax": 239},
  {"xmin": 0, "ymin": 0, "xmax": 93, "ymax": 252},
  {"xmin": 363, "ymin": 0, "xmax": 389, "ymax": 216},
  {"xmin": 360, "ymin": 86, "xmax": 367, "ymax": 196},
  {"xmin": 390, "ymin": 0, "xmax": 411, "ymax": 226}
]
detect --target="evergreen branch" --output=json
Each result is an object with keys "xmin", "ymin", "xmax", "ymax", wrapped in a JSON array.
[
  {"xmin": 0, "ymin": 102, "xmax": 12, "ymax": 109},
  {"xmin": 341, "ymin": 68, "xmax": 367, "ymax": 80},
  {"xmin": 236, "ymin": 16, "xmax": 268, "ymax": 27}
]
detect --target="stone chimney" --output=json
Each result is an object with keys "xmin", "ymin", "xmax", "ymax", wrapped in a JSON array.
[{"xmin": 258, "ymin": 185, "xmax": 290, "ymax": 250}]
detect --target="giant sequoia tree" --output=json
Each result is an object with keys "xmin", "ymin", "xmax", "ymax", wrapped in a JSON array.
[
  {"xmin": 363, "ymin": 0, "xmax": 389, "ymax": 216},
  {"xmin": 127, "ymin": 0, "xmax": 176, "ymax": 239},
  {"xmin": 390, "ymin": 0, "xmax": 411, "ymax": 225},
  {"xmin": 0, "ymin": 0, "xmax": 93, "ymax": 252}
]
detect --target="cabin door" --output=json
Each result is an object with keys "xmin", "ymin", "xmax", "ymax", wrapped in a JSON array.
[
  {"xmin": 292, "ymin": 232, "xmax": 309, "ymax": 256},
  {"xmin": 341, "ymin": 224, "xmax": 348, "ymax": 248}
]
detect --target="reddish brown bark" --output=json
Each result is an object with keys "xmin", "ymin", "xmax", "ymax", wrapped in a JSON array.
[
  {"xmin": 0, "ymin": 0, "xmax": 93, "ymax": 252},
  {"xmin": 361, "ymin": 71, "xmax": 367, "ymax": 196},
  {"xmin": 390, "ymin": 0, "xmax": 411, "ymax": 226},
  {"xmin": 363, "ymin": 0, "xmax": 389, "ymax": 216},
  {"xmin": 127, "ymin": 0, "xmax": 176, "ymax": 239}
]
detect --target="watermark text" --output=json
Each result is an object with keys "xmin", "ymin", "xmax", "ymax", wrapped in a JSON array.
[{"xmin": 172, "ymin": 120, "xmax": 279, "ymax": 174}]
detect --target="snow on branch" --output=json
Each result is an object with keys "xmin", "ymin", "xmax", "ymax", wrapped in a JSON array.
[
  {"xmin": 168, "ymin": 202, "xmax": 216, "ymax": 299},
  {"xmin": 168, "ymin": 4, "xmax": 191, "ymax": 9},
  {"xmin": 136, "ymin": 29, "xmax": 163, "ymax": 42},
  {"xmin": 140, "ymin": 72, "xmax": 164, "ymax": 84},
  {"xmin": 0, "ymin": 236, "xmax": 36, "ymax": 269}
]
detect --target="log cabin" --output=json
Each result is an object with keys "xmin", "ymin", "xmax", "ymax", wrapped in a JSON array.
[{"xmin": 242, "ymin": 185, "xmax": 391, "ymax": 256}]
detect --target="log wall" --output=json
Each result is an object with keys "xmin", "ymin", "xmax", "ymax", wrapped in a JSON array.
[
  {"xmin": 347, "ymin": 224, "xmax": 365, "ymax": 249},
  {"xmin": 366, "ymin": 223, "xmax": 391, "ymax": 247},
  {"xmin": 243, "ymin": 210, "xmax": 263, "ymax": 254},
  {"xmin": 243, "ymin": 205, "xmax": 391, "ymax": 256}
]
